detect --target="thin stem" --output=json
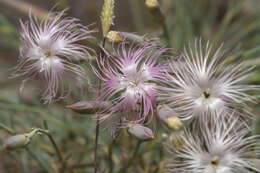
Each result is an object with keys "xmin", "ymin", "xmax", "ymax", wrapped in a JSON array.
[
  {"xmin": 162, "ymin": 17, "xmax": 170, "ymax": 45},
  {"xmin": 94, "ymin": 37, "xmax": 106, "ymax": 173},
  {"xmin": 118, "ymin": 140, "xmax": 142, "ymax": 173},
  {"xmin": 94, "ymin": 116, "xmax": 100, "ymax": 173},
  {"xmin": 42, "ymin": 121, "xmax": 65, "ymax": 173},
  {"xmin": 0, "ymin": 122, "xmax": 16, "ymax": 135},
  {"xmin": 108, "ymin": 140, "xmax": 116, "ymax": 173},
  {"xmin": 148, "ymin": 5, "xmax": 171, "ymax": 46},
  {"xmin": 48, "ymin": 133, "xmax": 65, "ymax": 171},
  {"xmin": 129, "ymin": 0, "xmax": 145, "ymax": 32},
  {"xmin": 0, "ymin": 0, "xmax": 50, "ymax": 19}
]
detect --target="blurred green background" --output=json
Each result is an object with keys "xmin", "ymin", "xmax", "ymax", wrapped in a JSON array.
[{"xmin": 1, "ymin": 0, "xmax": 260, "ymax": 173}]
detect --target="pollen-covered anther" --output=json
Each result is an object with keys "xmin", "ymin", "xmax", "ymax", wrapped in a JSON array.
[{"xmin": 129, "ymin": 80, "xmax": 138, "ymax": 87}]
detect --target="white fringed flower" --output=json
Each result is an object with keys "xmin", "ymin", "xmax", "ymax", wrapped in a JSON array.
[
  {"xmin": 161, "ymin": 40, "xmax": 257, "ymax": 121},
  {"xmin": 165, "ymin": 114, "xmax": 260, "ymax": 173}
]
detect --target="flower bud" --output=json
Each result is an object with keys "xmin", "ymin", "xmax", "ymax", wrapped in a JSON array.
[
  {"xmin": 3, "ymin": 135, "xmax": 30, "ymax": 150},
  {"xmin": 3, "ymin": 128, "xmax": 38, "ymax": 151},
  {"xmin": 106, "ymin": 31, "xmax": 123, "ymax": 43},
  {"xmin": 145, "ymin": 0, "xmax": 159, "ymax": 10},
  {"xmin": 66, "ymin": 101, "xmax": 110, "ymax": 114},
  {"xmin": 127, "ymin": 124, "xmax": 154, "ymax": 141},
  {"xmin": 120, "ymin": 32, "xmax": 144, "ymax": 43},
  {"xmin": 167, "ymin": 116, "xmax": 182, "ymax": 130},
  {"xmin": 157, "ymin": 105, "xmax": 182, "ymax": 130},
  {"xmin": 169, "ymin": 131, "xmax": 185, "ymax": 149}
]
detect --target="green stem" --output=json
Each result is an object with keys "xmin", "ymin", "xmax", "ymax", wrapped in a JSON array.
[
  {"xmin": 108, "ymin": 140, "xmax": 116, "ymax": 173},
  {"xmin": 118, "ymin": 140, "xmax": 142, "ymax": 173},
  {"xmin": 129, "ymin": 0, "xmax": 145, "ymax": 32},
  {"xmin": 162, "ymin": 17, "xmax": 170, "ymax": 45},
  {"xmin": 42, "ymin": 121, "xmax": 65, "ymax": 173},
  {"xmin": 94, "ymin": 116, "xmax": 100, "ymax": 173},
  {"xmin": 94, "ymin": 38, "xmax": 107, "ymax": 173},
  {"xmin": 148, "ymin": 6, "xmax": 171, "ymax": 46},
  {"xmin": 0, "ymin": 122, "xmax": 16, "ymax": 135}
]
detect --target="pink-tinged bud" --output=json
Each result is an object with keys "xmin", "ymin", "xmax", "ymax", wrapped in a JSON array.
[
  {"xmin": 66, "ymin": 101, "xmax": 109, "ymax": 114},
  {"xmin": 157, "ymin": 105, "xmax": 182, "ymax": 130},
  {"xmin": 120, "ymin": 32, "xmax": 145, "ymax": 43},
  {"xmin": 127, "ymin": 124, "xmax": 154, "ymax": 141},
  {"xmin": 3, "ymin": 129, "xmax": 38, "ymax": 151},
  {"xmin": 4, "ymin": 134, "xmax": 30, "ymax": 150}
]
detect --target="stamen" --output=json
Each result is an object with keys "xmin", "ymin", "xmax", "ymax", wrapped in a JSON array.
[
  {"xmin": 129, "ymin": 81, "xmax": 138, "ymax": 87},
  {"xmin": 45, "ymin": 51, "xmax": 52, "ymax": 57}
]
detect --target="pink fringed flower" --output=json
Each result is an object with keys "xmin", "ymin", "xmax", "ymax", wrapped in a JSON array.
[
  {"xmin": 95, "ymin": 41, "xmax": 168, "ymax": 126},
  {"xmin": 12, "ymin": 9, "xmax": 95, "ymax": 103},
  {"xmin": 161, "ymin": 39, "xmax": 257, "ymax": 121}
]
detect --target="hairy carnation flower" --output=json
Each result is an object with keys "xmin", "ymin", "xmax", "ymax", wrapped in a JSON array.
[
  {"xmin": 12, "ymin": 9, "xmax": 95, "ymax": 103},
  {"xmin": 94, "ymin": 41, "xmax": 168, "ymax": 126},
  {"xmin": 161, "ymin": 40, "xmax": 257, "ymax": 121},
  {"xmin": 165, "ymin": 114, "xmax": 260, "ymax": 173}
]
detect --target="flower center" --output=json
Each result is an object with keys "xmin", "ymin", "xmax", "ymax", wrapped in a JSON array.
[
  {"xmin": 129, "ymin": 80, "xmax": 139, "ymax": 87},
  {"xmin": 45, "ymin": 51, "xmax": 52, "ymax": 57},
  {"xmin": 203, "ymin": 91, "xmax": 211, "ymax": 99},
  {"xmin": 39, "ymin": 56, "xmax": 62, "ymax": 72},
  {"xmin": 210, "ymin": 156, "xmax": 219, "ymax": 166}
]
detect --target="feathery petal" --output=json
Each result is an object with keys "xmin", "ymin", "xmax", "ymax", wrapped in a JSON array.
[
  {"xmin": 160, "ymin": 39, "xmax": 257, "ymax": 121},
  {"xmin": 165, "ymin": 114, "xmax": 260, "ymax": 173},
  {"xmin": 95, "ymin": 41, "xmax": 169, "ymax": 126},
  {"xmin": 12, "ymin": 9, "xmax": 96, "ymax": 103}
]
